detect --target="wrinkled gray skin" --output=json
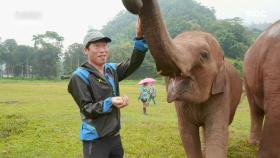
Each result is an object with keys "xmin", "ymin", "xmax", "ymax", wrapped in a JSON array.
[
  {"xmin": 244, "ymin": 20, "xmax": 280, "ymax": 158},
  {"xmin": 122, "ymin": 0, "xmax": 243, "ymax": 158}
]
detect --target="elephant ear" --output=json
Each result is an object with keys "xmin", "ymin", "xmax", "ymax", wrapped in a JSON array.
[{"xmin": 211, "ymin": 65, "xmax": 226, "ymax": 95}]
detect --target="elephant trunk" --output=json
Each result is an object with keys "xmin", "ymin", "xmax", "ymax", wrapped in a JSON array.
[{"xmin": 122, "ymin": 0, "xmax": 181, "ymax": 76}]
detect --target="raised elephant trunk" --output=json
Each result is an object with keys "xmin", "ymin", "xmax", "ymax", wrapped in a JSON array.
[{"xmin": 122, "ymin": 0, "xmax": 181, "ymax": 76}]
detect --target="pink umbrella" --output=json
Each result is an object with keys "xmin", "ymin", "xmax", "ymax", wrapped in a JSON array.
[{"xmin": 138, "ymin": 78, "xmax": 156, "ymax": 85}]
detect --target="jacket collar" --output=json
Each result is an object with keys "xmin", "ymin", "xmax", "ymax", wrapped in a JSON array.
[{"xmin": 81, "ymin": 62, "xmax": 106, "ymax": 80}]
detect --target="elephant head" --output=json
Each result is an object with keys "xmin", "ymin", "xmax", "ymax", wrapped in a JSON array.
[
  {"xmin": 166, "ymin": 32, "xmax": 226, "ymax": 104},
  {"xmin": 122, "ymin": 0, "xmax": 226, "ymax": 104}
]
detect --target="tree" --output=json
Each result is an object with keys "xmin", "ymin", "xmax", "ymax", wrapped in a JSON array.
[
  {"xmin": 0, "ymin": 42, "xmax": 5, "ymax": 77},
  {"xmin": 33, "ymin": 31, "xmax": 64, "ymax": 49},
  {"xmin": 32, "ymin": 31, "xmax": 64, "ymax": 79},
  {"xmin": 2, "ymin": 39, "xmax": 17, "ymax": 77},
  {"xmin": 12, "ymin": 45, "xmax": 34, "ymax": 78},
  {"xmin": 206, "ymin": 18, "xmax": 254, "ymax": 59},
  {"xmin": 63, "ymin": 43, "xmax": 86, "ymax": 74}
]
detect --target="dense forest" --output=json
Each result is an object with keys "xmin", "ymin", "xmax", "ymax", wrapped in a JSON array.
[{"xmin": 0, "ymin": 0, "xmax": 265, "ymax": 79}]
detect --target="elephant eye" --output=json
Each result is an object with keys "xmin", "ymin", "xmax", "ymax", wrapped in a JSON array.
[{"xmin": 200, "ymin": 51, "xmax": 208, "ymax": 62}]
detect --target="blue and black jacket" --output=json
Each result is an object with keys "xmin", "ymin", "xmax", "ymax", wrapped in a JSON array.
[{"xmin": 68, "ymin": 38, "xmax": 148, "ymax": 141}]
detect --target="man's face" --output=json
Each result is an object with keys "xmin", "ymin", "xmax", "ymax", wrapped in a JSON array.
[{"xmin": 84, "ymin": 40, "xmax": 109, "ymax": 66}]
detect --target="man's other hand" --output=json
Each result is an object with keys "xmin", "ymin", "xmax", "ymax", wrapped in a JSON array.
[{"xmin": 112, "ymin": 95, "xmax": 129, "ymax": 108}]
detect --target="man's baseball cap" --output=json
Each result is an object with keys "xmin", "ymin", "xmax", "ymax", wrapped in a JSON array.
[{"xmin": 83, "ymin": 29, "xmax": 111, "ymax": 47}]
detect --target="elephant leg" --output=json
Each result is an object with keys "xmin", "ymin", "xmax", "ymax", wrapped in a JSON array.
[
  {"xmin": 179, "ymin": 122, "xmax": 203, "ymax": 158},
  {"xmin": 257, "ymin": 100, "xmax": 280, "ymax": 158},
  {"xmin": 204, "ymin": 115, "xmax": 229, "ymax": 158},
  {"xmin": 246, "ymin": 88, "xmax": 264, "ymax": 145},
  {"xmin": 175, "ymin": 104, "xmax": 203, "ymax": 158}
]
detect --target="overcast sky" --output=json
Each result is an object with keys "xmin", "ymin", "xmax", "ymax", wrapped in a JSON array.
[{"xmin": 0, "ymin": 0, "xmax": 279, "ymax": 48}]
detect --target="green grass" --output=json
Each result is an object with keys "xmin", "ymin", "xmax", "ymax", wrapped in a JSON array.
[{"xmin": 0, "ymin": 80, "xmax": 257, "ymax": 158}]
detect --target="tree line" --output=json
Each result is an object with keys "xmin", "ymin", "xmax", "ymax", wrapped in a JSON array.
[{"xmin": 0, "ymin": 31, "xmax": 86, "ymax": 79}]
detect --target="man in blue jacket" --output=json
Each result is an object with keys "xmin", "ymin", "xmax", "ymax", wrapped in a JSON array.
[{"xmin": 68, "ymin": 18, "xmax": 148, "ymax": 158}]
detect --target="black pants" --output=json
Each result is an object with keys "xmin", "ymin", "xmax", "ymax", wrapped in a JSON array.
[{"xmin": 83, "ymin": 135, "xmax": 124, "ymax": 158}]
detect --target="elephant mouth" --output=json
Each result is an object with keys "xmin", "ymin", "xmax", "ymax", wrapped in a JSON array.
[{"xmin": 167, "ymin": 75, "xmax": 193, "ymax": 103}]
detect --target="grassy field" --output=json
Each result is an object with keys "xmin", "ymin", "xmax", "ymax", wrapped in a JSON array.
[{"xmin": 0, "ymin": 79, "xmax": 257, "ymax": 158}]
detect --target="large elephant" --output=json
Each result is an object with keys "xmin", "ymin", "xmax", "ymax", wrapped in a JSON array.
[
  {"xmin": 122, "ymin": 0, "xmax": 242, "ymax": 158},
  {"xmin": 244, "ymin": 20, "xmax": 280, "ymax": 158}
]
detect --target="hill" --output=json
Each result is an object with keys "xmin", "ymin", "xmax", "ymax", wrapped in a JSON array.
[{"xmin": 101, "ymin": 0, "xmax": 256, "ymax": 79}]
